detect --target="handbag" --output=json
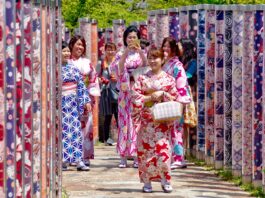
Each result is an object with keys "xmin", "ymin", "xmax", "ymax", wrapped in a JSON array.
[
  {"xmin": 109, "ymin": 86, "xmax": 119, "ymax": 103},
  {"xmin": 151, "ymin": 101, "xmax": 183, "ymax": 123},
  {"xmin": 183, "ymin": 87, "xmax": 197, "ymax": 127}
]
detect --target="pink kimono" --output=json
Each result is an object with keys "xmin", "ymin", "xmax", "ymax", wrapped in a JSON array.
[
  {"xmin": 70, "ymin": 57, "xmax": 100, "ymax": 160},
  {"xmin": 132, "ymin": 71, "xmax": 178, "ymax": 183},
  {"xmin": 110, "ymin": 50, "xmax": 145, "ymax": 157},
  {"xmin": 162, "ymin": 57, "xmax": 191, "ymax": 163}
]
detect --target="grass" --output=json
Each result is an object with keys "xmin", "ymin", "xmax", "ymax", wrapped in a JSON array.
[
  {"xmin": 187, "ymin": 155, "xmax": 265, "ymax": 198},
  {"xmin": 94, "ymin": 140, "xmax": 105, "ymax": 146},
  {"xmin": 62, "ymin": 188, "xmax": 69, "ymax": 198}
]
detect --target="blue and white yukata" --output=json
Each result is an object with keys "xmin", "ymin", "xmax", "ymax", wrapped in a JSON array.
[{"xmin": 61, "ymin": 63, "xmax": 90, "ymax": 163}]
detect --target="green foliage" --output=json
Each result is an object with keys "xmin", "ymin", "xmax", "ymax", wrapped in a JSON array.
[
  {"xmin": 62, "ymin": 188, "xmax": 69, "ymax": 198},
  {"xmin": 62, "ymin": 0, "xmax": 265, "ymax": 30},
  {"xmin": 215, "ymin": 169, "xmax": 265, "ymax": 198},
  {"xmin": 186, "ymin": 156, "xmax": 265, "ymax": 197}
]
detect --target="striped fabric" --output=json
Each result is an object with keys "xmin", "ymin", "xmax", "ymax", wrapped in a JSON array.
[{"xmin": 62, "ymin": 83, "xmax": 77, "ymax": 96}]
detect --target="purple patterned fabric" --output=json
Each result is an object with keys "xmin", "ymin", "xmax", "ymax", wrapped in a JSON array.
[
  {"xmin": 232, "ymin": 10, "xmax": 243, "ymax": 173},
  {"xmin": 5, "ymin": 0, "xmax": 16, "ymax": 196},
  {"xmin": 0, "ymin": 0, "xmax": 4, "ymax": 194},
  {"xmin": 252, "ymin": 10, "xmax": 263, "ymax": 181},
  {"xmin": 156, "ymin": 11, "xmax": 169, "ymax": 48},
  {"xmin": 242, "ymin": 10, "xmax": 253, "ymax": 179},
  {"xmin": 188, "ymin": 9, "xmax": 198, "ymax": 45},
  {"xmin": 214, "ymin": 9, "xmax": 224, "ymax": 162},
  {"xmin": 168, "ymin": 9, "xmax": 180, "ymax": 41},
  {"xmin": 148, "ymin": 12, "xmax": 156, "ymax": 47},
  {"xmin": 205, "ymin": 9, "xmax": 215, "ymax": 157}
]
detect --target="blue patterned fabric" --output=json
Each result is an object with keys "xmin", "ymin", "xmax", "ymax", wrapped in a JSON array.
[{"xmin": 61, "ymin": 64, "xmax": 90, "ymax": 163}]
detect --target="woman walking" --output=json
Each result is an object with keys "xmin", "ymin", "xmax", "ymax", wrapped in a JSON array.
[
  {"xmin": 132, "ymin": 47, "xmax": 178, "ymax": 193},
  {"xmin": 161, "ymin": 37, "xmax": 191, "ymax": 169}
]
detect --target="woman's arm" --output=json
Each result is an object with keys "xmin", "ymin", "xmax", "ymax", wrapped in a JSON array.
[
  {"xmin": 137, "ymin": 48, "xmax": 147, "ymax": 67},
  {"xmin": 118, "ymin": 48, "xmax": 129, "ymax": 75}
]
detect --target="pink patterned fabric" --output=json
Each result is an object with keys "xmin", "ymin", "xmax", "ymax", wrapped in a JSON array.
[
  {"xmin": 162, "ymin": 56, "xmax": 191, "ymax": 163},
  {"xmin": 110, "ymin": 50, "xmax": 145, "ymax": 157},
  {"xmin": 132, "ymin": 71, "xmax": 177, "ymax": 183},
  {"xmin": 70, "ymin": 57, "xmax": 100, "ymax": 160}
]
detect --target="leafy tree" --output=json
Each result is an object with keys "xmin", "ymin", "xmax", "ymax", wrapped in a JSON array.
[{"xmin": 62, "ymin": 0, "xmax": 265, "ymax": 30}]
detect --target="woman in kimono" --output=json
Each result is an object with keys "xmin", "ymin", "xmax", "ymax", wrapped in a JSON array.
[
  {"xmin": 61, "ymin": 41, "xmax": 91, "ymax": 171},
  {"xmin": 132, "ymin": 47, "xmax": 178, "ymax": 193},
  {"xmin": 180, "ymin": 39, "xmax": 198, "ymax": 151},
  {"xmin": 161, "ymin": 37, "xmax": 191, "ymax": 169},
  {"xmin": 110, "ymin": 25, "xmax": 147, "ymax": 168},
  {"xmin": 69, "ymin": 36, "xmax": 100, "ymax": 168}
]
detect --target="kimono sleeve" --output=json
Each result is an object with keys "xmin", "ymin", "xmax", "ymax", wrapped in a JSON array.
[
  {"xmin": 163, "ymin": 76, "xmax": 178, "ymax": 102},
  {"xmin": 109, "ymin": 51, "xmax": 122, "ymax": 79},
  {"xmin": 76, "ymin": 69, "xmax": 90, "ymax": 115},
  {"xmin": 131, "ymin": 75, "xmax": 145, "ymax": 114},
  {"xmin": 173, "ymin": 65, "xmax": 191, "ymax": 104},
  {"xmin": 110, "ymin": 51, "xmax": 130, "ymax": 92},
  {"xmin": 87, "ymin": 62, "xmax": 100, "ymax": 96}
]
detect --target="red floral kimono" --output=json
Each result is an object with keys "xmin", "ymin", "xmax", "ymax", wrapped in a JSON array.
[{"xmin": 132, "ymin": 71, "xmax": 178, "ymax": 183}]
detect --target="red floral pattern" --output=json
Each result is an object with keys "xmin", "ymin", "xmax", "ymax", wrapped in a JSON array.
[{"xmin": 132, "ymin": 71, "xmax": 177, "ymax": 183}]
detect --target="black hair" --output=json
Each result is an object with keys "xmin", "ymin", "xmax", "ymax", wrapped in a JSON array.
[
  {"xmin": 68, "ymin": 35, "xmax": 86, "ymax": 56},
  {"xmin": 180, "ymin": 39, "xmax": 197, "ymax": 65},
  {"xmin": 123, "ymin": 25, "xmax": 140, "ymax": 47},
  {"xmin": 62, "ymin": 41, "xmax": 69, "ymax": 50},
  {"xmin": 161, "ymin": 37, "xmax": 183, "ymax": 57},
  {"xmin": 105, "ymin": 42, "xmax": 117, "ymax": 50},
  {"xmin": 140, "ymin": 39, "xmax": 150, "ymax": 49}
]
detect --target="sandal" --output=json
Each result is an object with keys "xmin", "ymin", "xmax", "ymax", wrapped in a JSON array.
[
  {"xmin": 161, "ymin": 184, "xmax": 173, "ymax": 193},
  {"xmin": 118, "ymin": 158, "xmax": 127, "ymax": 168},
  {"xmin": 142, "ymin": 186, "xmax": 152, "ymax": 193},
  {"xmin": 133, "ymin": 161, "xmax": 138, "ymax": 168}
]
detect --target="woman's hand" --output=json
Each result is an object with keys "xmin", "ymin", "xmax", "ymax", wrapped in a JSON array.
[
  {"xmin": 145, "ymin": 88, "xmax": 156, "ymax": 95},
  {"xmin": 128, "ymin": 40, "xmax": 141, "ymax": 51},
  {"xmin": 110, "ymin": 73, "xmax": 117, "ymax": 82},
  {"xmin": 118, "ymin": 48, "xmax": 130, "ymax": 75},
  {"xmin": 151, "ymin": 91, "xmax": 164, "ymax": 102},
  {"xmin": 120, "ymin": 82, "xmax": 127, "ymax": 91},
  {"xmin": 85, "ymin": 103, "xmax": 92, "ymax": 113}
]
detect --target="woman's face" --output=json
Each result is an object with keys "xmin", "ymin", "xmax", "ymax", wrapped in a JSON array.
[
  {"xmin": 72, "ymin": 39, "xmax": 85, "ymax": 58},
  {"xmin": 105, "ymin": 46, "xmax": 116, "ymax": 59},
  {"xmin": 126, "ymin": 31, "xmax": 138, "ymax": 47},
  {"xmin": 162, "ymin": 41, "xmax": 172, "ymax": 59},
  {"xmin": 148, "ymin": 55, "xmax": 162, "ymax": 72},
  {"xmin": 62, "ymin": 47, "xmax": 71, "ymax": 63}
]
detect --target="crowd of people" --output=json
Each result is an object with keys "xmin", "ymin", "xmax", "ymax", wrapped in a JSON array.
[{"xmin": 61, "ymin": 25, "xmax": 197, "ymax": 193}]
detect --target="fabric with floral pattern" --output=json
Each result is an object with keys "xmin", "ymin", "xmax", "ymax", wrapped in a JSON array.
[
  {"xmin": 110, "ymin": 50, "xmax": 145, "ymax": 157},
  {"xmin": 132, "ymin": 70, "xmax": 178, "ymax": 183},
  {"xmin": 62, "ymin": 64, "xmax": 90, "ymax": 163},
  {"xmin": 162, "ymin": 57, "xmax": 191, "ymax": 163}
]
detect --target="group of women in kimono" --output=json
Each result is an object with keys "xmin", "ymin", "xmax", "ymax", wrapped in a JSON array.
[{"xmin": 61, "ymin": 25, "xmax": 197, "ymax": 193}]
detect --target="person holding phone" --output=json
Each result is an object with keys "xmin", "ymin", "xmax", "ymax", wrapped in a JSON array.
[{"xmin": 110, "ymin": 25, "xmax": 147, "ymax": 168}]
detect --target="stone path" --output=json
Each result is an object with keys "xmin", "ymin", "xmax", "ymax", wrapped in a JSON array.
[{"xmin": 63, "ymin": 145, "xmax": 252, "ymax": 198}]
